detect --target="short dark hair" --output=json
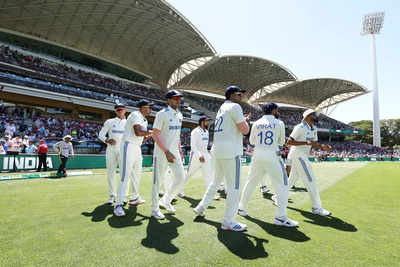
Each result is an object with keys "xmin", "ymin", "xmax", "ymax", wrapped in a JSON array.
[{"xmin": 263, "ymin": 102, "xmax": 279, "ymax": 114}]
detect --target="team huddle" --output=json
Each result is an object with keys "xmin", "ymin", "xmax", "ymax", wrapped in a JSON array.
[{"xmin": 98, "ymin": 86, "xmax": 332, "ymax": 232}]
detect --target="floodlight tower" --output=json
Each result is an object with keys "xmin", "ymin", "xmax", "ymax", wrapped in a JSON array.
[{"xmin": 361, "ymin": 12, "xmax": 384, "ymax": 147}]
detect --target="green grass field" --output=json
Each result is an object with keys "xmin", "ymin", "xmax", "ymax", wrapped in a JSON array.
[{"xmin": 1, "ymin": 162, "xmax": 399, "ymax": 267}]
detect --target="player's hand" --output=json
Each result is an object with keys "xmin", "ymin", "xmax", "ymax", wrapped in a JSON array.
[
  {"xmin": 245, "ymin": 113, "xmax": 252, "ymax": 123},
  {"xmin": 165, "ymin": 150, "xmax": 176, "ymax": 163},
  {"xmin": 321, "ymin": 144, "xmax": 331, "ymax": 151},
  {"xmin": 107, "ymin": 139, "xmax": 116, "ymax": 145},
  {"xmin": 199, "ymin": 156, "xmax": 205, "ymax": 163}
]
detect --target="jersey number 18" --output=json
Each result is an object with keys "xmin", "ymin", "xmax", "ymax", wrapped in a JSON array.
[{"xmin": 257, "ymin": 130, "xmax": 274, "ymax": 145}]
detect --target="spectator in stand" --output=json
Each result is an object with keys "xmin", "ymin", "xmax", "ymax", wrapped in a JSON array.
[
  {"xmin": 5, "ymin": 120, "xmax": 16, "ymax": 137},
  {"xmin": 36, "ymin": 139, "xmax": 48, "ymax": 172},
  {"xmin": 0, "ymin": 139, "xmax": 6, "ymax": 154},
  {"xmin": 25, "ymin": 140, "xmax": 37, "ymax": 154},
  {"xmin": 22, "ymin": 135, "xmax": 30, "ymax": 146},
  {"xmin": 7, "ymin": 134, "xmax": 22, "ymax": 155}
]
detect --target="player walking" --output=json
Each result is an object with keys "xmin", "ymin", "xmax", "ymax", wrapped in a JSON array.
[
  {"xmin": 238, "ymin": 103, "xmax": 298, "ymax": 227},
  {"xmin": 286, "ymin": 109, "xmax": 332, "ymax": 216},
  {"xmin": 113, "ymin": 100, "xmax": 153, "ymax": 216},
  {"xmin": 194, "ymin": 85, "xmax": 250, "ymax": 232},
  {"xmin": 178, "ymin": 116, "xmax": 219, "ymax": 200},
  {"xmin": 151, "ymin": 90, "xmax": 185, "ymax": 220},
  {"xmin": 98, "ymin": 102, "xmax": 127, "ymax": 204}
]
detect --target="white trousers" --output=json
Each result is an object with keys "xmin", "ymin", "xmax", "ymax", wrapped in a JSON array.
[
  {"xmin": 179, "ymin": 152, "xmax": 213, "ymax": 193},
  {"xmin": 152, "ymin": 151, "xmax": 185, "ymax": 212},
  {"xmin": 196, "ymin": 156, "xmax": 242, "ymax": 225},
  {"xmin": 116, "ymin": 142, "xmax": 142, "ymax": 205},
  {"xmin": 105, "ymin": 145, "xmax": 121, "ymax": 197},
  {"xmin": 288, "ymin": 154, "xmax": 322, "ymax": 209},
  {"xmin": 239, "ymin": 154, "xmax": 289, "ymax": 218}
]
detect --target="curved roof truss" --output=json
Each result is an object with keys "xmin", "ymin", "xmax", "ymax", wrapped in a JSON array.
[
  {"xmin": 171, "ymin": 55, "xmax": 297, "ymax": 99},
  {"xmin": 0, "ymin": 0, "xmax": 216, "ymax": 87},
  {"xmin": 254, "ymin": 78, "xmax": 369, "ymax": 109}
]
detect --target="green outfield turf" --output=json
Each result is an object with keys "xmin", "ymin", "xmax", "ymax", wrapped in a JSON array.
[{"xmin": 1, "ymin": 162, "xmax": 399, "ymax": 267}]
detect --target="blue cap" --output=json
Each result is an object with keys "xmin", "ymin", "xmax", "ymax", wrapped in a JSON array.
[
  {"xmin": 165, "ymin": 90, "xmax": 183, "ymax": 99},
  {"xmin": 198, "ymin": 116, "xmax": 210, "ymax": 125},
  {"xmin": 137, "ymin": 99, "xmax": 154, "ymax": 108},
  {"xmin": 225, "ymin": 85, "xmax": 246, "ymax": 99},
  {"xmin": 114, "ymin": 100, "xmax": 126, "ymax": 109},
  {"xmin": 263, "ymin": 102, "xmax": 279, "ymax": 114}
]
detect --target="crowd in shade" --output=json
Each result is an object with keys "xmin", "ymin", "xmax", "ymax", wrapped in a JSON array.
[{"xmin": 0, "ymin": 45, "xmax": 167, "ymax": 107}]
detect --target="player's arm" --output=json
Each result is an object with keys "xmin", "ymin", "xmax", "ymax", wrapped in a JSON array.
[
  {"xmin": 192, "ymin": 131, "xmax": 205, "ymax": 162},
  {"xmin": 248, "ymin": 122, "xmax": 257, "ymax": 145},
  {"xmin": 133, "ymin": 124, "xmax": 152, "ymax": 137},
  {"xmin": 98, "ymin": 120, "xmax": 115, "ymax": 145},
  {"xmin": 152, "ymin": 113, "xmax": 175, "ymax": 163},
  {"xmin": 233, "ymin": 105, "xmax": 250, "ymax": 135},
  {"xmin": 278, "ymin": 121, "xmax": 285, "ymax": 147},
  {"xmin": 70, "ymin": 143, "xmax": 75, "ymax": 159}
]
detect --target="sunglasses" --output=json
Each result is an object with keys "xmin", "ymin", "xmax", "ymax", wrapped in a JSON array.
[
  {"xmin": 116, "ymin": 108, "xmax": 125, "ymax": 112},
  {"xmin": 234, "ymin": 92, "xmax": 243, "ymax": 97},
  {"xmin": 172, "ymin": 96, "xmax": 183, "ymax": 101}
]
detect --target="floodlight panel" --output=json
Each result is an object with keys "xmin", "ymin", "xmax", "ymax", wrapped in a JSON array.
[{"xmin": 362, "ymin": 12, "xmax": 385, "ymax": 35}]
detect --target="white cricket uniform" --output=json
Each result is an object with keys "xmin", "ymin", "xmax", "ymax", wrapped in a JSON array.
[
  {"xmin": 287, "ymin": 121, "xmax": 322, "ymax": 209},
  {"xmin": 239, "ymin": 115, "xmax": 289, "ymax": 218},
  {"xmin": 195, "ymin": 100, "xmax": 245, "ymax": 225},
  {"xmin": 98, "ymin": 117, "xmax": 127, "ymax": 198},
  {"xmin": 152, "ymin": 106, "xmax": 185, "ymax": 213},
  {"xmin": 179, "ymin": 126, "xmax": 212, "ymax": 193},
  {"xmin": 115, "ymin": 111, "xmax": 147, "ymax": 205}
]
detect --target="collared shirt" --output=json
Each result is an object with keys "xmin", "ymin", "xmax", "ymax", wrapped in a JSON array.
[
  {"xmin": 249, "ymin": 115, "xmax": 285, "ymax": 159},
  {"xmin": 190, "ymin": 126, "xmax": 209, "ymax": 157},
  {"xmin": 121, "ymin": 111, "xmax": 148, "ymax": 146},
  {"xmin": 53, "ymin": 141, "xmax": 74, "ymax": 158},
  {"xmin": 37, "ymin": 144, "xmax": 48, "ymax": 154},
  {"xmin": 153, "ymin": 105, "xmax": 183, "ymax": 156},
  {"xmin": 289, "ymin": 121, "xmax": 318, "ymax": 156},
  {"xmin": 211, "ymin": 100, "xmax": 246, "ymax": 159},
  {"xmin": 8, "ymin": 138, "xmax": 22, "ymax": 152},
  {"xmin": 25, "ymin": 144, "xmax": 37, "ymax": 154},
  {"xmin": 98, "ymin": 117, "xmax": 127, "ymax": 148}
]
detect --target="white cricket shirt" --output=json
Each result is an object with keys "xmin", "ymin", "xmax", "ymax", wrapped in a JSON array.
[
  {"xmin": 98, "ymin": 117, "xmax": 127, "ymax": 147},
  {"xmin": 249, "ymin": 115, "xmax": 285, "ymax": 159},
  {"xmin": 121, "ymin": 111, "xmax": 148, "ymax": 146},
  {"xmin": 211, "ymin": 100, "xmax": 245, "ymax": 159},
  {"xmin": 190, "ymin": 126, "xmax": 209, "ymax": 157},
  {"xmin": 288, "ymin": 121, "xmax": 318, "ymax": 156},
  {"xmin": 153, "ymin": 106, "xmax": 183, "ymax": 156}
]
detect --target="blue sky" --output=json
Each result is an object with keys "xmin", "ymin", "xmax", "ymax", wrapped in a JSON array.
[{"xmin": 168, "ymin": 0, "xmax": 399, "ymax": 123}]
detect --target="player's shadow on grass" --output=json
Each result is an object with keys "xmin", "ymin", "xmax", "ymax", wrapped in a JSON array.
[
  {"xmin": 288, "ymin": 207, "xmax": 358, "ymax": 232},
  {"xmin": 180, "ymin": 196, "xmax": 216, "ymax": 209},
  {"xmin": 81, "ymin": 203, "xmax": 113, "ymax": 222},
  {"xmin": 108, "ymin": 206, "xmax": 149, "ymax": 228},
  {"xmin": 244, "ymin": 215, "xmax": 310, "ymax": 242},
  {"xmin": 141, "ymin": 214, "xmax": 184, "ymax": 254},
  {"xmin": 290, "ymin": 186, "xmax": 308, "ymax": 192},
  {"xmin": 194, "ymin": 216, "xmax": 268, "ymax": 260}
]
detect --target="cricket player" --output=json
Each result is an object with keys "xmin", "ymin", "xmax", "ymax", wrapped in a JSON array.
[
  {"xmin": 151, "ymin": 90, "xmax": 185, "ymax": 220},
  {"xmin": 53, "ymin": 135, "xmax": 74, "ymax": 177},
  {"xmin": 194, "ymin": 85, "xmax": 250, "ymax": 232},
  {"xmin": 114, "ymin": 99, "xmax": 153, "ymax": 217},
  {"xmin": 286, "ymin": 109, "xmax": 332, "ymax": 216},
  {"xmin": 238, "ymin": 103, "xmax": 298, "ymax": 227},
  {"xmin": 98, "ymin": 102, "xmax": 127, "ymax": 204},
  {"xmin": 178, "ymin": 116, "xmax": 219, "ymax": 200}
]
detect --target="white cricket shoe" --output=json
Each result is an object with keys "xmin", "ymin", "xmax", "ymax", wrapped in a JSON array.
[
  {"xmin": 237, "ymin": 209, "xmax": 248, "ymax": 217},
  {"xmin": 312, "ymin": 207, "xmax": 332, "ymax": 216},
  {"xmin": 221, "ymin": 222, "xmax": 247, "ymax": 232},
  {"xmin": 271, "ymin": 194, "xmax": 278, "ymax": 206},
  {"xmin": 151, "ymin": 210, "xmax": 165, "ymax": 220},
  {"xmin": 129, "ymin": 197, "xmax": 146, "ymax": 206},
  {"xmin": 113, "ymin": 205, "xmax": 126, "ymax": 217},
  {"xmin": 274, "ymin": 217, "xmax": 299, "ymax": 227},
  {"xmin": 260, "ymin": 186, "xmax": 270, "ymax": 194},
  {"xmin": 159, "ymin": 198, "xmax": 176, "ymax": 213},
  {"xmin": 177, "ymin": 192, "xmax": 185, "ymax": 198},
  {"xmin": 106, "ymin": 196, "xmax": 115, "ymax": 204},
  {"xmin": 193, "ymin": 207, "xmax": 205, "ymax": 217}
]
